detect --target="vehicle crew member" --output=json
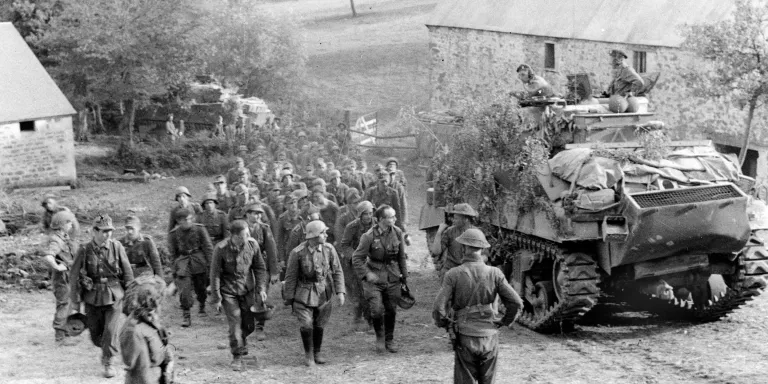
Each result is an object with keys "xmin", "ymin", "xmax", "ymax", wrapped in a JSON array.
[
  {"xmin": 339, "ymin": 201, "xmax": 375, "ymax": 331},
  {"xmin": 120, "ymin": 216, "xmax": 163, "ymax": 278},
  {"xmin": 244, "ymin": 203, "xmax": 280, "ymax": 341},
  {"xmin": 283, "ymin": 220, "xmax": 346, "ymax": 367},
  {"xmin": 168, "ymin": 209, "xmax": 214, "ymax": 327},
  {"xmin": 432, "ymin": 229, "xmax": 523, "ymax": 384},
  {"xmin": 42, "ymin": 210, "xmax": 79, "ymax": 345},
  {"xmin": 168, "ymin": 186, "xmax": 202, "ymax": 232},
  {"xmin": 512, "ymin": 64, "xmax": 555, "ymax": 99},
  {"xmin": 606, "ymin": 49, "xmax": 644, "ymax": 96},
  {"xmin": 197, "ymin": 192, "xmax": 230, "ymax": 245},
  {"xmin": 209, "ymin": 220, "xmax": 269, "ymax": 371},
  {"xmin": 70, "ymin": 215, "xmax": 134, "ymax": 378},
  {"xmin": 432, "ymin": 203, "xmax": 478, "ymax": 281},
  {"xmin": 352, "ymin": 205, "xmax": 407, "ymax": 353}
]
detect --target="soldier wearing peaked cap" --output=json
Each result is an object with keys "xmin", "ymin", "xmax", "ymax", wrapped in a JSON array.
[
  {"xmin": 168, "ymin": 208, "xmax": 214, "ymax": 327},
  {"xmin": 198, "ymin": 192, "xmax": 230, "ymax": 245},
  {"xmin": 607, "ymin": 49, "xmax": 644, "ymax": 97},
  {"xmin": 339, "ymin": 200, "xmax": 375, "ymax": 331},
  {"xmin": 213, "ymin": 175, "xmax": 235, "ymax": 213},
  {"xmin": 265, "ymin": 182, "xmax": 285, "ymax": 218},
  {"xmin": 168, "ymin": 186, "xmax": 203, "ymax": 232},
  {"xmin": 432, "ymin": 228, "xmax": 523, "ymax": 384},
  {"xmin": 120, "ymin": 216, "xmax": 163, "ymax": 278},
  {"xmin": 363, "ymin": 170, "xmax": 404, "ymax": 231},
  {"xmin": 70, "ymin": 214, "xmax": 134, "ymax": 378},
  {"xmin": 244, "ymin": 203, "xmax": 280, "ymax": 341},
  {"xmin": 42, "ymin": 210, "xmax": 80, "ymax": 346},
  {"xmin": 432, "ymin": 203, "xmax": 479, "ymax": 282}
]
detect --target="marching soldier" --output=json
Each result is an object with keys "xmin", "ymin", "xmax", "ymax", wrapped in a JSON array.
[
  {"xmin": 432, "ymin": 229, "xmax": 523, "ymax": 384},
  {"xmin": 388, "ymin": 171, "xmax": 408, "ymax": 226},
  {"xmin": 120, "ymin": 216, "xmax": 163, "ymax": 277},
  {"xmin": 364, "ymin": 170, "xmax": 404, "ymax": 231},
  {"xmin": 41, "ymin": 210, "xmax": 79, "ymax": 345},
  {"xmin": 227, "ymin": 184, "xmax": 251, "ymax": 223},
  {"xmin": 168, "ymin": 186, "xmax": 202, "ymax": 232},
  {"xmin": 283, "ymin": 220, "xmax": 346, "ymax": 367},
  {"xmin": 333, "ymin": 188, "xmax": 362, "ymax": 246},
  {"xmin": 168, "ymin": 208, "xmax": 214, "ymax": 327},
  {"xmin": 339, "ymin": 201, "xmax": 375, "ymax": 331},
  {"xmin": 352, "ymin": 205, "xmax": 407, "ymax": 353},
  {"xmin": 213, "ymin": 175, "xmax": 235, "ymax": 213},
  {"xmin": 198, "ymin": 192, "xmax": 230, "ymax": 245},
  {"xmin": 432, "ymin": 203, "xmax": 478, "ymax": 281},
  {"xmin": 70, "ymin": 215, "xmax": 134, "ymax": 378},
  {"xmin": 226, "ymin": 157, "xmax": 251, "ymax": 187},
  {"xmin": 244, "ymin": 203, "xmax": 280, "ymax": 341},
  {"xmin": 327, "ymin": 169, "xmax": 349, "ymax": 206},
  {"xmin": 265, "ymin": 182, "xmax": 285, "ymax": 217},
  {"xmin": 276, "ymin": 192, "xmax": 303, "ymax": 276},
  {"xmin": 312, "ymin": 187, "xmax": 339, "ymax": 245},
  {"xmin": 385, "ymin": 157, "xmax": 407, "ymax": 188},
  {"xmin": 41, "ymin": 195, "xmax": 77, "ymax": 234},
  {"xmin": 210, "ymin": 220, "xmax": 269, "ymax": 371}
]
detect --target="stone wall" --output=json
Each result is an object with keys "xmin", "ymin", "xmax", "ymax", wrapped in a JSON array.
[
  {"xmin": 0, "ymin": 116, "xmax": 77, "ymax": 188},
  {"xmin": 428, "ymin": 26, "xmax": 768, "ymax": 146}
]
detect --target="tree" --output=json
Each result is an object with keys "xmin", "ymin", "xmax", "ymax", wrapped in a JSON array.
[
  {"xmin": 680, "ymin": 0, "xmax": 768, "ymax": 166},
  {"xmin": 8, "ymin": 0, "xmax": 64, "ymax": 65}
]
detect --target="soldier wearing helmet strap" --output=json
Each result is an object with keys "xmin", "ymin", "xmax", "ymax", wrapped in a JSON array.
[
  {"xmin": 244, "ymin": 203, "xmax": 280, "ymax": 341},
  {"xmin": 168, "ymin": 186, "xmax": 203, "ymax": 232},
  {"xmin": 283, "ymin": 220, "xmax": 346, "ymax": 367},
  {"xmin": 198, "ymin": 192, "xmax": 230, "ymax": 245},
  {"xmin": 340, "ymin": 200, "xmax": 375, "ymax": 331},
  {"xmin": 209, "ymin": 220, "xmax": 269, "ymax": 371},
  {"xmin": 352, "ymin": 205, "xmax": 408, "ymax": 354},
  {"xmin": 70, "ymin": 215, "xmax": 134, "ymax": 378},
  {"xmin": 120, "ymin": 216, "xmax": 163, "ymax": 278},
  {"xmin": 168, "ymin": 208, "xmax": 214, "ymax": 327},
  {"xmin": 433, "ymin": 203, "xmax": 479, "ymax": 281},
  {"xmin": 42, "ymin": 210, "xmax": 80, "ymax": 345},
  {"xmin": 432, "ymin": 228, "xmax": 523, "ymax": 384}
]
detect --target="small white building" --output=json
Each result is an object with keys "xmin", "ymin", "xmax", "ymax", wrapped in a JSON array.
[{"xmin": 0, "ymin": 22, "xmax": 77, "ymax": 189}]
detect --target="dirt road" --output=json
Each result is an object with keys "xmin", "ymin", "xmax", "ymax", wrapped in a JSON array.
[{"xmin": 2, "ymin": 165, "xmax": 768, "ymax": 384}]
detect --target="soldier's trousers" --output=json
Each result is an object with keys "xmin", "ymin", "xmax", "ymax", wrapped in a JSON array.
[
  {"xmin": 341, "ymin": 254, "xmax": 369, "ymax": 322},
  {"xmin": 176, "ymin": 273, "xmax": 208, "ymax": 310},
  {"xmin": 51, "ymin": 270, "xmax": 71, "ymax": 333},
  {"xmin": 293, "ymin": 300, "xmax": 333, "ymax": 332},
  {"xmin": 362, "ymin": 279, "xmax": 400, "ymax": 319},
  {"xmin": 453, "ymin": 333, "xmax": 499, "ymax": 384},
  {"xmin": 254, "ymin": 283, "xmax": 270, "ymax": 331},
  {"xmin": 221, "ymin": 293, "xmax": 256, "ymax": 357},
  {"xmin": 85, "ymin": 300, "xmax": 124, "ymax": 364}
]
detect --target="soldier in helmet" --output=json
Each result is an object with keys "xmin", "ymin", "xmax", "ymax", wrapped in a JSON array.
[
  {"xmin": 432, "ymin": 228, "xmax": 523, "ymax": 384},
  {"xmin": 276, "ymin": 191, "xmax": 304, "ymax": 275},
  {"xmin": 280, "ymin": 169, "xmax": 305, "ymax": 195},
  {"xmin": 606, "ymin": 49, "xmax": 644, "ymax": 97},
  {"xmin": 352, "ymin": 205, "xmax": 407, "ymax": 354},
  {"xmin": 41, "ymin": 210, "xmax": 80, "ymax": 345},
  {"xmin": 364, "ymin": 170, "xmax": 404, "ymax": 231},
  {"xmin": 197, "ymin": 192, "xmax": 230, "ymax": 245},
  {"xmin": 333, "ymin": 188, "xmax": 362, "ymax": 246},
  {"xmin": 41, "ymin": 195, "xmax": 77, "ymax": 234},
  {"xmin": 385, "ymin": 157, "xmax": 407, "ymax": 189},
  {"xmin": 339, "ymin": 200, "xmax": 375, "ymax": 331},
  {"xmin": 327, "ymin": 169, "xmax": 349, "ymax": 206},
  {"xmin": 228, "ymin": 184, "xmax": 251, "ymax": 223},
  {"xmin": 168, "ymin": 186, "xmax": 202, "ymax": 232},
  {"xmin": 432, "ymin": 203, "xmax": 479, "ymax": 281},
  {"xmin": 70, "ymin": 215, "xmax": 134, "ymax": 378},
  {"xmin": 168, "ymin": 208, "xmax": 214, "ymax": 327},
  {"xmin": 244, "ymin": 203, "xmax": 280, "ymax": 340},
  {"xmin": 120, "ymin": 216, "xmax": 163, "ymax": 277},
  {"xmin": 213, "ymin": 175, "xmax": 235, "ymax": 213},
  {"xmin": 283, "ymin": 220, "xmax": 346, "ymax": 366},
  {"xmin": 210, "ymin": 220, "xmax": 269, "ymax": 371},
  {"xmin": 226, "ymin": 157, "xmax": 251, "ymax": 187}
]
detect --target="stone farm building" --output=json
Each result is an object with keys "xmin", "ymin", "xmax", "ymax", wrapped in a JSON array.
[
  {"xmin": 0, "ymin": 22, "xmax": 77, "ymax": 189},
  {"xmin": 427, "ymin": 0, "xmax": 768, "ymax": 188}
]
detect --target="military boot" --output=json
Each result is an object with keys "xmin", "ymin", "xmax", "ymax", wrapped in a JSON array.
[
  {"xmin": 104, "ymin": 362, "xmax": 117, "ymax": 378},
  {"xmin": 230, "ymin": 355, "xmax": 243, "ymax": 371},
  {"xmin": 198, "ymin": 302, "xmax": 207, "ymax": 317},
  {"xmin": 300, "ymin": 329, "xmax": 315, "ymax": 367},
  {"xmin": 372, "ymin": 318, "xmax": 386, "ymax": 353},
  {"xmin": 384, "ymin": 314, "xmax": 398, "ymax": 353},
  {"xmin": 182, "ymin": 310, "xmax": 192, "ymax": 327},
  {"xmin": 313, "ymin": 327, "xmax": 326, "ymax": 364}
]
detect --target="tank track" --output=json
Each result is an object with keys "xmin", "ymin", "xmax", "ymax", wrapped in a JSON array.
[
  {"xmin": 627, "ymin": 231, "xmax": 768, "ymax": 321},
  {"xmin": 505, "ymin": 232, "xmax": 601, "ymax": 333}
]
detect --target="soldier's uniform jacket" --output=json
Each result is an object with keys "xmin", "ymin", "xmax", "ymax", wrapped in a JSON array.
[
  {"xmin": 283, "ymin": 242, "xmax": 345, "ymax": 307},
  {"xmin": 352, "ymin": 225, "xmax": 407, "ymax": 284},
  {"xmin": 280, "ymin": 181, "xmax": 306, "ymax": 196},
  {"xmin": 168, "ymin": 203, "xmax": 203, "ymax": 232},
  {"xmin": 210, "ymin": 238, "xmax": 268, "ymax": 302},
  {"xmin": 119, "ymin": 318, "xmax": 169, "ymax": 384},
  {"xmin": 216, "ymin": 190, "xmax": 235, "ymax": 213},
  {"xmin": 226, "ymin": 167, "xmax": 251, "ymax": 186},
  {"xmin": 432, "ymin": 253, "xmax": 523, "ymax": 337},
  {"xmin": 341, "ymin": 176, "xmax": 362, "ymax": 192},
  {"xmin": 70, "ymin": 239, "xmax": 134, "ymax": 306},
  {"xmin": 339, "ymin": 218, "xmax": 374, "ymax": 258},
  {"xmin": 266, "ymin": 195, "xmax": 284, "ymax": 218},
  {"xmin": 248, "ymin": 221, "xmax": 279, "ymax": 276},
  {"xmin": 363, "ymin": 186, "xmax": 404, "ymax": 230},
  {"xmin": 285, "ymin": 220, "xmax": 309, "ymax": 261},
  {"xmin": 333, "ymin": 205, "xmax": 357, "ymax": 247},
  {"xmin": 327, "ymin": 182, "xmax": 349, "ymax": 206},
  {"xmin": 120, "ymin": 234, "xmax": 163, "ymax": 276},
  {"xmin": 318, "ymin": 201, "xmax": 339, "ymax": 243},
  {"xmin": 45, "ymin": 232, "xmax": 78, "ymax": 273},
  {"xmin": 168, "ymin": 224, "xmax": 214, "ymax": 277},
  {"xmin": 608, "ymin": 63, "xmax": 645, "ymax": 96},
  {"xmin": 197, "ymin": 209, "xmax": 230, "ymax": 243},
  {"xmin": 390, "ymin": 169, "xmax": 407, "ymax": 188},
  {"xmin": 276, "ymin": 211, "xmax": 302, "ymax": 262},
  {"xmin": 390, "ymin": 181, "xmax": 408, "ymax": 224},
  {"xmin": 440, "ymin": 224, "xmax": 478, "ymax": 270}
]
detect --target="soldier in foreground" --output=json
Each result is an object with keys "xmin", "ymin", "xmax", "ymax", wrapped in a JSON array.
[
  {"xmin": 41, "ymin": 210, "xmax": 79, "ymax": 345},
  {"xmin": 168, "ymin": 208, "xmax": 214, "ymax": 327},
  {"xmin": 432, "ymin": 229, "xmax": 523, "ymax": 384},
  {"xmin": 120, "ymin": 216, "xmax": 163, "ymax": 277},
  {"xmin": 432, "ymin": 203, "xmax": 478, "ymax": 281},
  {"xmin": 209, "ymin": 220, "xmax": 269, "ymax": 371},
  {"xmin": 352, "ymin": 205, "xmax": 407, "ymax": 353},
  {"xmin": 197, "ymin": 192, "xmax": 230, "ymax": 245},
  {"xmin": 283, "ymin": 220, "xmax": 346, "ymax": 367},
  {"xmin": 70, "ymin": 215, "xmax": 134, "ymax": 378}
]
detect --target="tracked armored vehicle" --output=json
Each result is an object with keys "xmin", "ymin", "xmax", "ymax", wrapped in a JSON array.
[{"xmin": 420, "ymin": 97, "xmax": 768, "ymax": 333}]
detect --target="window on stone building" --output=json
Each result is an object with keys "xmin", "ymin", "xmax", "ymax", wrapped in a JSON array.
[
  {"xmin": 633, "ymin": 51, "xmax": 647, "ymax": 73},
  {"xmin": 19, "ymin": 120, "xmax": 35, "ymax": 132},
  {"xmin": 544, "ymin": 43, "xmax": 555, "ymax": 69}
]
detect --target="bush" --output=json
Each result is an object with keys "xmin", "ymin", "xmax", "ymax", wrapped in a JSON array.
[{"xmin": 109, "ymin": 138, "xmax": 236, "ymax": 175}]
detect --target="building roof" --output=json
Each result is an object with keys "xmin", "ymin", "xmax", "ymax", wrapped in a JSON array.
[
  {"xmin": 0, "ymin": 22, "xmax": 75, "ymax": 123},
  {"xmin": 426, "ymin": 0, "xmax": 734, "ymax": 48}
]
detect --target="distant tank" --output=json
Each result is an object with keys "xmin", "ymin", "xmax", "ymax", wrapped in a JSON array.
[{"xmin": 420, "ymin": 92, "xmax": 768, "ymax": 333}]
